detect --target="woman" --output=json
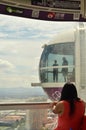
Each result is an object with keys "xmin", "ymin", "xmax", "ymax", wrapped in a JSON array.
[{"xmin": 51, "ymin": 83, "xmax": 85, "ymax": 130}]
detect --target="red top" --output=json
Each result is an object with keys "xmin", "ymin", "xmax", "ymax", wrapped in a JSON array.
[{"xmin": 54, "ymin": 100, "xmax": 85, "ymax": 130}]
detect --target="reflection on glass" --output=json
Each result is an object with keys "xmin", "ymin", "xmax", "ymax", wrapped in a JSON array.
[
  {"xmin": 0, "ymin": 95, "xmax": 50, "ymax": 130},
  {"xmin": 39, "ymin": 42, "xmax": 75, "ymax": 83},
  {"xmin": 0, "ymin": 110, "xmax": 26, "ymax": 130},
  {"xmin": 0, "ymin": 108, "xmax": 57, "ymax": 130}
]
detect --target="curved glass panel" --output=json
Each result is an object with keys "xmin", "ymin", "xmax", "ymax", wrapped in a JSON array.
[{"xmin": 39, "ymin": 42, "xmax": 75, "ymax": 83}]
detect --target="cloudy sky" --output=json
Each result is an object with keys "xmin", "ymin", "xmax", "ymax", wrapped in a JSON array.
[{"xmin": 0, "ymin": 14, "xmax": 84, "ymax": 88}]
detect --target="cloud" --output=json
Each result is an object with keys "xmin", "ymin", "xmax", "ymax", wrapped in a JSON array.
[
  {"xmin": 0, "ymin": 39, "xmax": 42, "ymax": 82},
  {"xmin": 0, "ymin": 59, "xmax": 14, "ymax": 68},
  {"xmin": 0, "ymin": 59, "xmax": 15, "ymax": 73},
  {"xmin": 0, "ymin": 14, "xmax": 76, "ymax": 40},
  {"xmin": 0, "ymin": 32, "xmax": 8, "ymax": 38}
]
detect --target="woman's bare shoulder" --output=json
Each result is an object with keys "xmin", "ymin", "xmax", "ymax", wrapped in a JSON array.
[{"xmin": 52, "ymin": 101, "xmax": 64, "ymax": 115}]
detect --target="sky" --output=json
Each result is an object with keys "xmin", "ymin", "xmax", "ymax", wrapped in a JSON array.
[{"xmin": 0, "ymin": 14, "xmax": 85, "ymax": 88}]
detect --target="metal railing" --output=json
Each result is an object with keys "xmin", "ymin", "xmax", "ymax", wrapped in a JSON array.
[{"xmin": 0, "ymin": 102, "xmax": 52, "ymax": 110}]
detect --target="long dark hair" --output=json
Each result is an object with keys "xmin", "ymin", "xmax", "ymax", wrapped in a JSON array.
[{"xmin": 59, "ymin": 83, "xmax": 80, "ymax": 116}]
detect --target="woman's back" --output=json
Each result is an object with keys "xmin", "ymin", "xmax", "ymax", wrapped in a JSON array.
[
  {"xmin": 52, "ymin": 83, "xmax": 86, "ymax": 130},
  {"xmin": 56, "ymin": 100, "xmax": 85, "ymax": 130}
]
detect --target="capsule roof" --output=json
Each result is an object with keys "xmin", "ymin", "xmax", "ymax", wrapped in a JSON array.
[{"xmin": 48, "ymin": 29, "xmax": 75, "ymax": 45}]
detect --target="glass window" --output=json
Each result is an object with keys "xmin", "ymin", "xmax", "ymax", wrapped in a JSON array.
[
  {"xmin": 0, "ymin": 13, "xmax": 86, "ymax": 130},
  {"xmin": 40, "ymin": 42, "xmax": 75, "ymax": 83},
  {"xmin": 0, "ymin": 107, "xmax": 57, "ymax": 130}
]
